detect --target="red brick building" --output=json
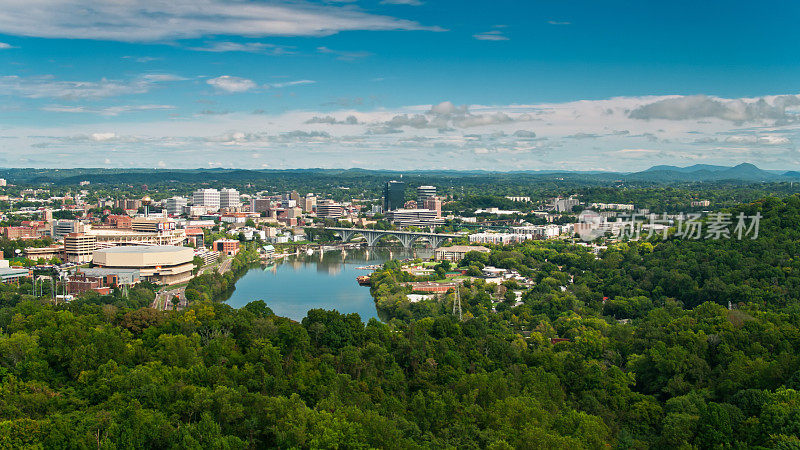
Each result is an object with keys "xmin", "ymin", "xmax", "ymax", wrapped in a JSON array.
[
  {"xmin": 66, "ymin": 273, "xmax": 119, "ymax": 295},
  {"xmin": 408, "ymin": 282, "xmax": 458, "ymax": 293},
  {"xmin": 213, "ymin": 239, "xmax": 240, "ymax": 256},
  {"xmin": 2, "ymin": 226, "xmax": 41, "ymax": 240},
  {"xmin": 185, "ymin": 228, "xmax": 205, "ymax": 247},
  {"xmin": 106, "ymin": 215, "xmax": 132, "ymax": 229}
]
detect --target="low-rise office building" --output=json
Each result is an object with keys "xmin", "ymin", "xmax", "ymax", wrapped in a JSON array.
[
  {"xmin": 385, "ymin": 209, "xmax": 444, "ymax": 227},
  {"xmin": 435, "ymin": 245, "xmax": 490, "ymax": 262},
  {"xmin": 64, "ymin": 233, "xmax": 97, "ymax": 263},
  {"xmin": 3, "ymin": 226, "xmax": 45, "ymax": 240},
  {"xmin": 52, "ymin": 220, "xmax": 86, "ymax": 239},
  {"xmin": 78, "ymin": 267, "xmax": 141, "ymax": 286},
  {"xmin": 194, "ymin": 249, "xmax": 219, "ymax": 265},
  {"xmin": 510, "ymin": 225, "xmax": 562, "ymax": 239},
  {"xmin": 213, "ymin": 239, "xmax": 240, "ymax": 256},
  {"xmin": 25, "ymin": 245, "xmax": 64, "ymax": 260},
  {"xmin": 131, "ymin": 218, "xmax": 176, "ymax": 233},
  {"xmin": 0, "ymin": 267, "xmax": 30, "ymax": 283},
  {"xmin": 469, "ymin": 232, "xmax": 517, "ymax": 245},
  {"xmin": 316, "ymin": 200, "xmax": 343, "ymax": 219},
  {"xmin": 66, "ymin": 273, "xmax": 111, "ymax": 295}
]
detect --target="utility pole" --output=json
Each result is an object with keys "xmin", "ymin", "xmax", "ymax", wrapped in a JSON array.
[{"xmin": 452, "ymin": 286, "xmax": 462, "ymax": 321}]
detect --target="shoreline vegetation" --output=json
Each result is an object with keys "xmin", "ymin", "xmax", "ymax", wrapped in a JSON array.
[{"xmin": 185, "ymin": 244, "xmax": 261, "ymax": 304}]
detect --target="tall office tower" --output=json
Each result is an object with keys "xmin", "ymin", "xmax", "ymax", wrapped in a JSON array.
[
  {"xmin": 290, "ymin": 190, "xmax": 301, "ymax": 204},
  {"xmin": 301, "ymin": 194, "xmax": 317, "ymax": 212},
  {"xmin": 219, "ymin": 188, "xmax": 241, "ymax": 209},
  {"xmin": 383, "ymin": 180, "xmax": 406, "ymax": 211},
  {"xmin": 423, "ymin": 197, "xmax": 442, "ymax": 218},
  {"xmin": 63, "ymin": 233, "xmax": 97, "ymax": 263},
  {"xmin": 165, "ymin": 196, "xmax": 188, "ymax": 216},
  {"xmin": 192, "ymin": 188, "xmax": 220, "ymax": 211},
  {"xmin": 251, "ymin": 198, "xmax": 272, "ymax": 213},
  {"xmin": 416, "ymin": 185, "xmax": 437, "ymax": 206}
]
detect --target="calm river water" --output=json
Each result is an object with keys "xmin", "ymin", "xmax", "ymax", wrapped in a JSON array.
[{"xmin": 224, "ymin": 247, "xmax": 433, "ymax": 322}]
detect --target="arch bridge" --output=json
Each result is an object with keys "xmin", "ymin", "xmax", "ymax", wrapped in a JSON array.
[{"xmin": 325, "ymin": 227, "xmax": 460, "ymax": 249}]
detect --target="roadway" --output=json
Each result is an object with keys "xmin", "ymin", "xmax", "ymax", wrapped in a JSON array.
[
  {"xmin": 152, "ymin": 286, "xmax": 186, "ymax": 311},
  {"xmin": 150, "ymin": 255, "xmax": 235, "ymax": 311}
]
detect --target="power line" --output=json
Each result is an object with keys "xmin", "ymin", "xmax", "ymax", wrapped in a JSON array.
[{"xmin": 452, "ymin": 286, "xmax": 462, "ymax": 321}]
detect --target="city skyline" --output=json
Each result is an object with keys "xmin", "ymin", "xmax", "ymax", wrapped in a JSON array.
[{"xmin": 1, "ymin": 0, "xmax": 799, "ymax": 170}]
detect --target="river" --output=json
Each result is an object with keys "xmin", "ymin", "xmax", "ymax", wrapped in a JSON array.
[{"xmin": 224, "ymin": 247, "xmax": 433, "ymax": 322}]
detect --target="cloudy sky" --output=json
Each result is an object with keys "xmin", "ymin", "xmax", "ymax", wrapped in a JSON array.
[{"xmin": 0, "ymin": 0, "xmax": 799, "ymax": 171}]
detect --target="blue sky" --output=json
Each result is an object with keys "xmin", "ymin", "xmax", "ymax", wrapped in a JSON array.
[{"xmin": 0, "ymin": 0, "xmax": 799, "ymax": 170}]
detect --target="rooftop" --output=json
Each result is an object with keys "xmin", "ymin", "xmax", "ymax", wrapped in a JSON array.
[
  {"xmin": 95, "ymin": 245, "xmax": 188, "ymax": 254},
  {"xmin": 436, "ymin": 245, "xmax": 490, "ymax": 253}
]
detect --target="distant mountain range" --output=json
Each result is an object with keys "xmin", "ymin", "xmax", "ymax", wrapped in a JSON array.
[
  {"xmin": 627, "ymin": 163, "xmax": 800, "ymax": 182},
  {"xmin": 1, "ymin": 163, "xmax": 800, "ymax": 185}
]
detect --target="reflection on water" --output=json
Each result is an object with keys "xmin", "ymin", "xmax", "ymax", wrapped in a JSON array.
[{"xmin": 224, "ymin": 247, "xmax": 433, "ymax": 322}]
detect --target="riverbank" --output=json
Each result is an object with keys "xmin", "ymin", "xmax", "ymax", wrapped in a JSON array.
[
  {"xmin": 182, "ymin": 244, "xmax": 261, "ymax": 305},
  {"xmin": 224, "ymin": 248, "xmax": 432, "ymax": 322}
]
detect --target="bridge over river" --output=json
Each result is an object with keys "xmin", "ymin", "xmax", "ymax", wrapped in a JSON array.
[{"xmin": 325, "ymin": 227, "xmax": 461, "ymax": 249}]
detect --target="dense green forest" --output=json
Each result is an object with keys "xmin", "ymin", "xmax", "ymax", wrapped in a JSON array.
[
  {"xmin": 2, "ymin": 197, "xmax": 800, "ymax": 447},
  {"xmin": 5, "ymin": 168, "xmax": 800, "ymax": 209}
]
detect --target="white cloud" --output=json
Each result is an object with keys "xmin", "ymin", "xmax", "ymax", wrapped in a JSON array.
[
  {"xmin": 10, "ymin": 94, "xmax": 800, "ymax": 171},
  {"xmin": 547, "ymin": 21, "xmax": 571, "ymax": 25},
  {"xmin": 42, "ymin": 104, "xmax": 175, "ymax": 116},
  {"xmin": 723, "ymin": 135, "xmax": 792, "ymax": 146},
  {"xmin": 140, "ymin": 74, "xmax": 186, "ymax": 82},
  {"xmin": 305, "ymin": 115, "xmax": 360, "ymax": 125},
  {"xmin": 90, "ymin": 132, "xmax": 117, "ymax": 142},
  {"xmin": 187, "ymin": 41, "xmax": 293, "ymax": 55},
  {"xmin": 205, "ymin": 76, "xmax": 313, "ymax": 92},
  {"xmin": 269, "ymin": 80, "xmax": 316, "ymax": 88},
  {"xmin": 126, "ymin": 56, "xmax": 161, "ymax": 63},
  {"xmin": 368, "ymin": 101, "xmax": 522, "ymax": 131},
  {"xmin": 473, "ymin": 30, "xmax": 509, "ymax": 41},
  {"xmin": 51, "ymin": 132, "xmax": 143, "ymax": 144},
  {"xmin": 629, "ymin": 94, "xmax": 800, "ymax": 123},
  {"xmin": 317, "ymin": 46, "xmax": 371, "ymax": 61},
  {"xmin": 0, "ymin": 42, "xmax": 13, "ymax": 49},
  {"xmin": 606, "ymin": 148, "xmax": 660, "ymax": 158},
  {"xmin": 206, "ymin": 76, "xmax": 257, "ymax": 93},
  {"xmin": 380, "ymin": 0, "xmax": 423, "ymax": 5},
  {"xmin": 0, "ymin": 0, "xmax": 443, "ymax": 42},
  {"xmin": 0, "ymin": 74, "xmax": 182, "ymax": 99}
]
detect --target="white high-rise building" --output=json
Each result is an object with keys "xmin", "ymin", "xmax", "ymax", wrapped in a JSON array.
[
  {"xmin": 416, "ymin": 185, "xmax": 437, "ymax": 208},
  {"xmin": 192, "ymin": 189, "xmax": 220, "ymax": 211},
  {"xmin": 220, "ymin": 188, "xmax": 241, "ymax": 209},
  {"xmin": 416, "ymin": 185, "xmax": 437, "ymax": 203},
  {"xmin": 165, "ymin": 196, "xmax": 188, "ymax": 216}
]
